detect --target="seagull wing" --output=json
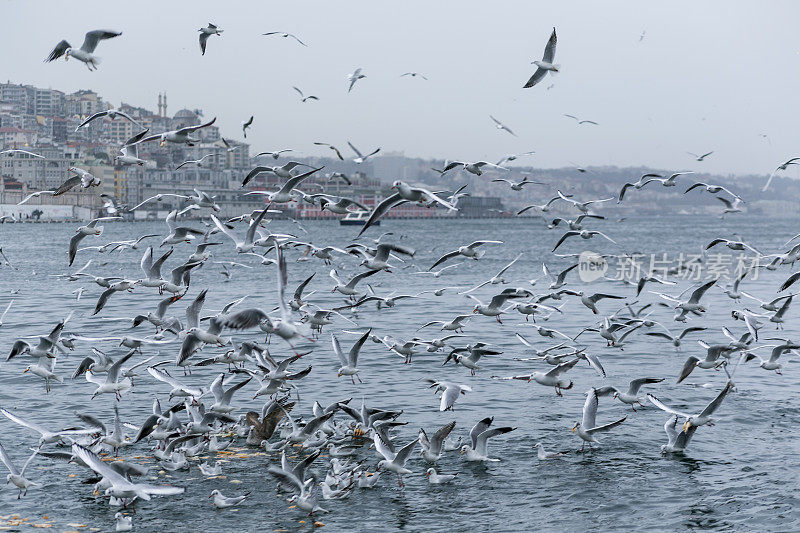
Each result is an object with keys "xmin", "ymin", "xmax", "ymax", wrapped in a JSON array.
[
  {"xmin": 80, "ymin": 30, "xmax": 121, "ymax": 53},
  {"xmin": 646, "ymin": 394, "xmax": 692, "ymax": 418}
]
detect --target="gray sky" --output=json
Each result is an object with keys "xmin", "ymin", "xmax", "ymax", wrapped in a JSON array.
[{"xmin": 3, "ymin": 0, "xmax": 799, "ymax": 176}]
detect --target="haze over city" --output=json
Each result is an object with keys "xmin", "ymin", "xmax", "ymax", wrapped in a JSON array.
[{"xmin": 3, "ymin": 0, "xmax": 799, "ymax": 176}]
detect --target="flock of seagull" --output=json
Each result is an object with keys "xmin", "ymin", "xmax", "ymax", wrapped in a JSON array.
[{"xmin": 0, "ymin": 22, "xmax": 797, "ymax": 533}]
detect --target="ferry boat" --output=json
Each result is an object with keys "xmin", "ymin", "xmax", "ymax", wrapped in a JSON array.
[{"xmin": 339, "ymin": 210, "xmax": 376, "ymax": 226}]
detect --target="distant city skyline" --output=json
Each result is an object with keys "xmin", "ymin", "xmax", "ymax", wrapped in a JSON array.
[{"xmin": 2, "ymin": 1, "xmax": 800, "ymax": 177}]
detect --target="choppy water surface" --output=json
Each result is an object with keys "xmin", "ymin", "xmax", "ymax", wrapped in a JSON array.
[{"xmin": 0, "ymin": 215, "xmax": 799, "ymax": 532}]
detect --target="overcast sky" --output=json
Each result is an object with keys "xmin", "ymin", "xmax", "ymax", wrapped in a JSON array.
[{"xmin": 2, "ymin": 0, "xmax": 799, "ymax": 176}]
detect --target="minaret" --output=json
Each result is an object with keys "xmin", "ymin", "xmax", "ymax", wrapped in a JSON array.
[
  {"xmin": 163, "ymin": 93, "xmax": 168, "ymax": 118},
  {"xmin": 157, "ymin": 93, "xmax": 162, "ymax": 117}
]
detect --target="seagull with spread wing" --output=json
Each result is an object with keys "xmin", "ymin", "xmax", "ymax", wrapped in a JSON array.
[
  {"xmin": 45, "ymin": 30, "xmax": 122, "ymax": 70},
  {"xmin": 523, "ymin": 27, "xmax": 558, "ymax": 88}
]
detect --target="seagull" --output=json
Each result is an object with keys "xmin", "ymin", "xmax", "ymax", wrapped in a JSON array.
[
  {"xmin": 373, "ymin": 433, "xmax": 418, "ymax": 486},
  {"xmin": 460, "ymin": 417, "xmax": 515, "ymax": 462},
  {"xmin": 293, "ymin": 87, "xmax": 319, "ymax": 102},
  {"xmin": 114, "ymin": 512, "xmax": 132, "ymax": 531},
  {"xmin": 241, "ymin": 163, "xmax": 319, "ymax": 189},
  {"xmin": 684, "ymin": 181, "xmax": 737, "ymax": 197},
  {"xmin": 648, "ymin": 381, "xmax": 733, "ymax": 433},
  {"xmin": 72, "ymin": 444, "xmax": 184, "ymax": 507},
  {"xmin": 175, "ymin": 154, "xmax": 214, "ymax": 170},
  {"xmin": 563, "ymin": 114, "xmax": 598, "ymax": 125},
  {"xmin": 210, "ymin": 207, "xmax": 269, "ymax": 253},
  {"xmin": 45, "ymin": 30, "xmax": 122, "ymax": 70},
  {"xmin": 429, "ymin": 240, "xmax": 502, "ymax": 270},
  {"xmin": 210, "ymin": 489, "xmax": 249, "ymax": 508},
  {"xmin": 0, "ymin": 441, "xmax": 38, "ymax": 498},
  {"xmin": 763, "ymin": 157, "xmax": 800, "ymax": 191},
  {"xmin": 617, "ymin": 173, "xmax": 665, "ymax": 202},
  {"xmin": 313, "ymin": 142, "xmax": 344, "ymax": 160},
  {"xmin": 136, "ymin": 117, "xmax": 216, "ymax": 147},
  {"xmin": 263, "ymin": 32, "xmax": 307, "ymax": 46},
  {"xmin": 161, "ymin": 210, "xmax": 204, "ymax": 246},
  {"xmin": 495, "ymin": 357, "xmax": 579, "ymax": 396},
  {"xmin": 414, "ymin": 263, "xmax": 461, "ymax": 278},
  {"xmin": 69, "ymin": 217, "xmax": 121, "ymax": 266},
  {"xmin": 523, "ymin": 27, "xmax": 558, "ymax": 88},
  {"xmin": 418, "ymin": 314, "xmax": 471, "ymax": 333},
  {"xmin": 255, "ymin": 149, "xmax": 293, "ymax": 160},
  {"xmin": 54, "ymin": 167, "xmax": 101, "ymax": 195},
  {"xmin": 401, "ymin": 72, "xmax": 428, "ymax": 79},
  {"xmin": 542, "ymin": 263, "xmax": 578, "ymax": 290},
  {"xmin": 241, "ymin": 116, "xmax": 254, "ymax": 138},
  {"xmin": 644, "ymin": 325, "xmax": 706, "ymax": 349},
  {"xmin": 745, "ymin": 342, "xmax": 800, "ymax": 373},
  {"xmin": 489, "ymin": 115, "xmax": 517, "ymax": 136},
  {"xmin": 442, "ymin": 161, "xmax": 505, "ymax": 176},
  {"xmin": 496, "ymin": 151, "xmax": 536, "ymax": 166},
  {"xmin": 17, "ymin": 190, "xmax": 55, "ymax": 206},
  {"xmin": 717, "ymin": 196, "xmax": 744, "ymax": 217},
  {"xmin": 418, "ymin": 421, "xmax": 456, "ymax": 461},
  {"xmin": 329, "ymin": 268, "xmax": 379, "ymax": 299},
  {"xmin": 426, "ymin": 380, "xmax": 471, "ymax": 411},
  {"xmin": 533, "ymin": 443, "xmax": 568, "ymax": 460},
  {"xmin": 460, "ymin": 253, "xmax": 523, "ymax": 294},
  {"xmin": 425, "ymin": 468, "xmax": 456, "ymax": 484},
  {"xmin": 358, "ymin": 181, "xmax": 456, "ymax": 237},
  {"xmin": 1, "ymin": 408, "xmax": 99, "ymax": 446},
  {"xmin": 557, "ymin": 190, "xmax": 614, "ymax": 214},
  {"xmin": 312, "ymin": 194, "xmax": 368, "ymax": 215},
  {"xmin": 332, "ymin": 330, "xmax": 369, "ymax": 384},
  {"xmin": 0, "ymin": 149, "xmax": 44, "ymax": 159},
  {"xmin": 572, "ymin": 388, "xmax": 627, "ymax": 450},
  {"xmin": 76, "ymin": 108, "xmax": 143, "ymax": 131},
  {"xmin": 552, "ymin": 230, "xmax": 617, "ymax": 252},
  {"xmin": 676, "ymin": 344, "xmax": 733, "ymax": 383},
  {"xmin": 348, "ymin": 141, "xmax": 380, "ymax": 163},
  {"xmin": 516, "ymin": 195, "xmax": 563, "ymax": 215},
  {"xmin": 687, "ymin": 151, "xmax": 713, "ymax": 161},
  {"xmin": 491, "ymin": 176, "xmax": 544, "ymax": 191},
  {"xmin": 706, "ymin": 237, "xmax": 761, "ymax": 255},
  {"xmin": 652, "ymin": 278, "xmax": 716, "ymax": 319},
  {"xmin": 596, "ymin": 378, "xmax": 665, "ymax": 411},
  {"xmin": 347, "ymin": 68, "xmax": 366, "ymax": 92},
  {"xmin": 198, "ymin": 23, "xmax": 223, "ymax": 55}
]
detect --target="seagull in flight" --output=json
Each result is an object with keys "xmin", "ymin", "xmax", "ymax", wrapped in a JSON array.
[
  {"xmin": 292, "ymin": 87, "xmax": 319, "ymax": 102},
  {"xmin": 347, "ymin": 68, "xmax": 366, "ymax": 92},
  {"xmin": 75, "ymin": 108, "xmax": 143, "ymax": 131},
  {"xmin": 687, "ymin": 150, "xmax": 713, "ymax": 161},
  {"xmin": 241, "ymin": 116, "xmax": 253, "ymax": 138},
  {"xmin": 401, "ymin": 72, "xmax": 428, "ymax": 80},
  {"xmin": 489, "ymin": 115, "xmax": 517, "ymax": 136},
  {"xmin": 348, "ymin": 141, "xmax": 380, "ymax": 163},
  {"xmin": 175, "ymin": 154, "xmax": 214, "ymax": 170},
  {"xmin": 198, "ymin": 23, "xmax": 223, "ymax": 56},
  {"xmin": 45, "ymin": 30, "xmax": 122, "ymax": 71},
  {"xmin": 563, "ymin": 114, "xmax": 598, "ymax": 125},
  {"xmin": 0, "ymin": 149, "xmax": 44, "ymax": 159},
  {"xmin": 763, "ymin": 157, "xmax": 800, "ymax": 192},
  {"xmin": 313, "ymin": 142, "xmax": 344, "ymax": 160},
  {"xmin": 523, "ymin": 27, "xmax": 558, "ymax": 88},
  {"xmin": 263, "ymin": 32, "xmax": 307, "ymax": 46}
]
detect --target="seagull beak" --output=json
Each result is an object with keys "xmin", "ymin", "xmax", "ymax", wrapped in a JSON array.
[
  {"xmin": 682, "ymin": 421, "xmax": 691, "ymax": 433},
  {"xmin": 22, "ymin": 368, "xmax": 29, "ymax": 373}
]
